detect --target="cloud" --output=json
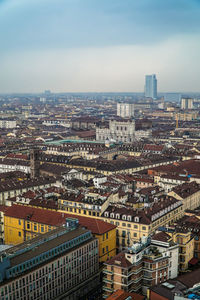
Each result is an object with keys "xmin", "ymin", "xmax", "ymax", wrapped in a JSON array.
[
  {"xmin": 0, "ymin": 0, "xmax": 200, "ymax": 51},
  {"xmin": 1, "ymin": 34, "xmax": 200, "ymax": 93},
  {"xmin": 1, "ymin": 0, "xmax": 200, "ymax": 92}
]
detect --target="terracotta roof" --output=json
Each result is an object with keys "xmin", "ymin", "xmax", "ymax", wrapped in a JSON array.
[
  {"xmin": 105, "ymin": 252, "xmax": 132, "ymax": 268},
  {"xmin": 143, "ymin": 144, "xmax": 164, "ymax": 152},
  {"xmin": 177, "ymin": 268, "xmax": 200, "ymax": 288},
  {"xmin": 106, "ymin": 290, "xmax": 144, "ymax": 300},
  {"xmin": 171, "ymin": 181, "xmax": 200, "ymax": 199},
  {"xmin": 152, "ymin": 231, "xmax": 171, "ymax": 243},
  {"xmin": 4, "ymin": 204, "xmax": 116, "ymax": 234}
]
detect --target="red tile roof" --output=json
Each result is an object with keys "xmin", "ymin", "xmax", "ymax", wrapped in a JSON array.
[
  {"xmin": 105, "ymin": 252, "xmax": 132, "ymax": 268},
  {"xmin": 106, "ymin": 290, "xmax": 144, "ymax": 300},
  {"xmin": 5, "ymin": 204, "xmax": 116, "ymax": 234}
]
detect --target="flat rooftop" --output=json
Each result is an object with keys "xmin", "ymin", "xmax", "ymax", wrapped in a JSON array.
[{"xmin": 3, "ymin": 226, "xmax": 91, "ymax": 267}]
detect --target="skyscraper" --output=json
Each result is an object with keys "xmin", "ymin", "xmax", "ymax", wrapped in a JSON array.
[{"xmin": 145, "ymin": 74, "xmax": 157, "ymax": 99}]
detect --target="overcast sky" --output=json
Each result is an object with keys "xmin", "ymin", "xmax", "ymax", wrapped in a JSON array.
[{"xmin": 0, "ymin": 0, "xmax": 200, "ymax": 93}]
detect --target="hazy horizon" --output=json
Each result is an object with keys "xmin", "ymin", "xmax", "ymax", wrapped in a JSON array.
[{"xmin": 1, "ymin": 0, "xmax": 200, "ymax": 93}]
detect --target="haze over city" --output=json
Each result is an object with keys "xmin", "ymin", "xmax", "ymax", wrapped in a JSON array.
[{"xmin": 1, "ymin": 0, "xmax": 200, "ymax": 93}]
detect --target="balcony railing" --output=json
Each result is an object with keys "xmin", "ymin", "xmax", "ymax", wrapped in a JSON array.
[{"xmin": 103, "ymin": 270, "xmax": 113, "ymax": 275}]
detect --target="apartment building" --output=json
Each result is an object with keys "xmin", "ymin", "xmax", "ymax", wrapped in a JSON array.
[
  {"xmin": 0, "ymin": 219, "xmax": 99, "ymax": 300},
  {"xmin": 102, "ymin": 196, "xmax": 183, "ymax": 250},
  {"xmin": 168, "ymin": 181, "xmax": 200, "ymax": 211},
  {"xmin": 0, "ymin": 177, "xmax": 56, "ymax": 205},
  {"xmin": 103, "ymin": 237, "xmax": 169, "ymax": 297},
  {"xmin": 4, "ymin": 204, "xmax": 116, "ymax": 263}
]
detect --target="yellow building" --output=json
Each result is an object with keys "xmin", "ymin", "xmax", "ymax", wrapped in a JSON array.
[
  {"xmin": 102, "ymin": 197, "xmax": 183, "ymax": 250},
  {"xmin": 4, "ymin": 204, "xmax": 116, "ymax": 263},
  {"xmin": 58, "ymin": 191, "xmax": 112, "ymax": 218},
  {"xmin": 169, "ymin": 181, "xmax": 200, "ymax": 211},
  {"xmin": 170, "ymin": 230, "xmax": 194, "ymax": 272}
]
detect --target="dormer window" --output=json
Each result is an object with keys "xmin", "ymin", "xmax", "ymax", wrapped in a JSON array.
[
  {"xmin": 104, "ymin": 212, "xmax": 109, "ymax": 217},
  {"xmin": 122, "ymin": 215, "xmax": 126, "ymax": 220},
  {"xmin": 110, "ymin": 213, "xmax": 114, "ymax": 218},
  {"xmin": 135, "ymin": 216, "xmax": 139, "ymax": 223},
  {"xmin": 116, "ymin": 213, "xmax": 120, "ymax": 219},
  {"xmin": 127, "ymin": 215, "xmax": 132, "ymax": 221}
]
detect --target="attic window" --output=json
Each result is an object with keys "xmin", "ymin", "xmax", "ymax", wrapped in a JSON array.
[
  {"xmin": 104, "ymin": 212, "xmax": 109, "ymax": 217},
  {"xmin": 135, "ymin": 217, "xmax": 139, "ymax": 223},
  {"xmin": 116, "ymin": 213, "xmax": 120, "ymax": 219},
  {"xmin": 122, "ymin": 215, "xmax": 126, "ymax": 220},
  {"xmin": 127, "ymin": 215, "xmax": 132, "ymax": 221},
  {"xmin": 110, "ymin": 213, "xmax": 114, "ymax": 218}
]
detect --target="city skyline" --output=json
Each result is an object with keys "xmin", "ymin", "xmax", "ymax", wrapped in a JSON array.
[{"xmin": 1, "ymin": 0, "xmax": 200, "ymax": 93}]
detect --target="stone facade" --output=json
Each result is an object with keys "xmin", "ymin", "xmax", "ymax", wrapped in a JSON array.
[{"xmin": 96, "ymin": 119, "xmax": 135, "ymax": 143}]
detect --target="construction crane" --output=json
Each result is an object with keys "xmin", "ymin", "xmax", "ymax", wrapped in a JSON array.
[{"xmin": 176, "ymin": 113, "xmax": 179, "ymax": 129}]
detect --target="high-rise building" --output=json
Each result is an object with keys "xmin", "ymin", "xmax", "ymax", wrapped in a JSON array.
[
  {"xmin": 117, "ymin": 103, "xmax": 134, "ymax": 118},
  {"xmin": 0, "ymin": 218, "xmax": 99, "ymax": 300},
  {"xmin": 181, "ymin": 97, "xmax": 194, "ymax": 110},
  {"xmin": 144, "ymin": 74, "xmax": 157, "ymax": 99}
]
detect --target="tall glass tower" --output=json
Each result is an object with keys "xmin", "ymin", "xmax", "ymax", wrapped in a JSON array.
[{"xmin": 145, "ymin": 74, "xmax": 157, "ymax": 99}]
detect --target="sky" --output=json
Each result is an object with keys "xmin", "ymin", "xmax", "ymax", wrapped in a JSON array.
[{"xmin": 0, "ymin": 0, "xmax": 200, "ymax": 93}]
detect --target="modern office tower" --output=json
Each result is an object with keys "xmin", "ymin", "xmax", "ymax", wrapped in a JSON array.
[
  {"xmin": 181, "ymin": 97, "xmax": 194, "ymax": 110},
  {"xmin": 144, "ymin": 74, "xmax": 157, "ymax": 99},
  {"xmin": 117, "ymin": 103, "xmax": 134, "ymax": 118},
  {"xmin": 0, "ymin": 218, "xmax": 99, "ymax": 300}
]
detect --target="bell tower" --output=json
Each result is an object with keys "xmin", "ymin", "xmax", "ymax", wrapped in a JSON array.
[{"xmin": 30, "ymin": 149, "xmax": 40, "ymax": 178}]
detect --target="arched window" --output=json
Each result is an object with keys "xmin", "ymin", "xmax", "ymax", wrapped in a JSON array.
[{"xmin": 135, "ymin": 216, "xmax": 139, "ymax": 222}]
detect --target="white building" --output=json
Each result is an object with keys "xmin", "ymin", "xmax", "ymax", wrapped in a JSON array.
[
  {"xmin": 96, "ymin": 119, "xmax": 135, "ymax": 143},
  {"xmin": 151, "ymin": 231, "xmax": 179, "ymax": 279},
  {"xmin": 93, "ymin": 176, "xmax": 107, "ymax": 188},
  {"xmin": 0, "ymin": 119, "xmax": 17, "ymax": 129},
  {"xmin": 117, "ymin": 103, "xmax": 134, "ymax": 118},
  {"xmin": 181, "ymin": 98, "xmax": 194, "ymax": 110},
  {"xmin": 135, "ymin": 130, "xmax": 152, "ymax": 140}
]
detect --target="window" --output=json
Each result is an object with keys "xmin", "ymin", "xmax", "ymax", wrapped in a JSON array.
[
  {"xmin": 142, "ymin": 226, "xmax": 146, "ymax": 231},
  {"xmin": 106, "ymin": 246, "xmax": 108, "ymax": 252},
  {"xmin": 41, "ymin": 226, "xmax": 44, "ymax": 233},
  {"xmin": 134, "ymin": 225, "xmax": 138, "ymax": 229},
  {"xmin": 34, "ymin": 224, "xmax": 37, "ymax": 231},
  {"xmin": 122, "ymin": 231, "xmax": 126, "ymax": 237},
  {"xmin": 27, "ymin": 222, "xmax": 30, "ymax": 229},
  {"xmin": 18, "ymin": 220, "xmax": 21, "ymax": 225},
  {"xmin": 133, "ymin": 233, "xmax": 137, "ymax": 237},
  {"xmin": 18, "ymin": 231, "xmax": 21, "ymax": 237}
]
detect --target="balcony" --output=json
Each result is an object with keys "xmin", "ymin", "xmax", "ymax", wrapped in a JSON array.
[
  {"xmin": 103, "ymin": 278, "xmax": 113, "ymax": 284},
  {"xmin": 102, "ymin": 286, "xmax": 113, "ymax": 292},
  {"xmin": 103, "ymin": 270, "xmax": 113, "ymax": 275}
]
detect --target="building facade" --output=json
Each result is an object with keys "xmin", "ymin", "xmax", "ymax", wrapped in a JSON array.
[
  {"xmin": 181, "ymin": 98, "xmax": 194, "ymax": 110},
  {"xmin": 96, "ymin": 119, "xmax": 135, "ymax": 143},
  {"xmin": 117, "ymin": 103, "xmax": 134, "ymax": 118},
  {"xmin": 0, "ymin": 219, "xmax": 99, "ymax": 300},
  {"xmin": 103, "ymin": 237, "xmax": 169, "ymax": 297},
  {"xmin": 145, "ymin": 74, "xmax": 157, "ymax": 99}
]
